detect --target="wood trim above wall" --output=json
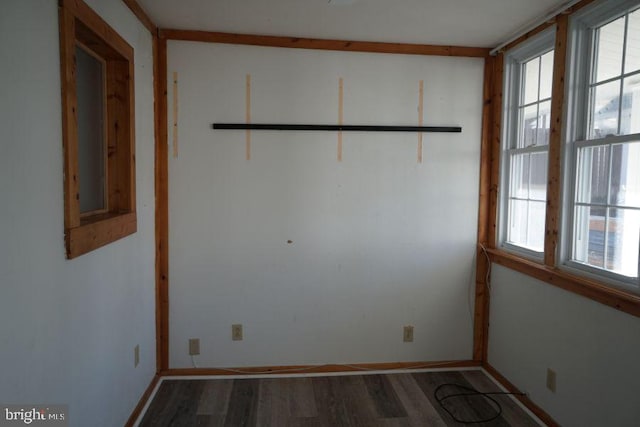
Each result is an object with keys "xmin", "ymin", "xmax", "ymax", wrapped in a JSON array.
[
  {"xmin": 121, "ymin": 0, "xmax": 157, "ymax": 34},
  {"xmin": 159, "ymin": 29, "xmax": 491, "ymax": 57}
]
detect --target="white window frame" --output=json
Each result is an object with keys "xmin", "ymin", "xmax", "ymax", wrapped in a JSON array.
[
  {"xmin": 499, "ymin": 28, "xmax": 556, "ymax": 261},
  {"xmin": 561, "ymin": 0, "xmax": 640, "ymax": 292}
]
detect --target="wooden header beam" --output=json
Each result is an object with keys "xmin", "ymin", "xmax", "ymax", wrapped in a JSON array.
[{"xmin": 159, "ymin": 29, "xmax": 490, "ymax": 58}]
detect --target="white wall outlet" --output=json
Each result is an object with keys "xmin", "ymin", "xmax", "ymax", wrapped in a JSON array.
[
  {"xmin": 546, "ymin": 368, "xmax": 556, "ymax": 392},
  {"xmin": 189, "ymin": 338, "xmax": 200, "ymax": 355},
  {"xmin": 134, "ymin": 344, "xmax": 140, "ymax": 368},
  {"xmin": 403, "ymin": 325, "xmax": 414, "ymax": 342},
  {"xmin": 232, "ymin": 324, "xmax": 243, "ymax": 341}
]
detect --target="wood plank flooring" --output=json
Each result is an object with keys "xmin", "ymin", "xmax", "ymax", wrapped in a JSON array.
[{"xmin": 139, "ymin": 370, "xmax": 541, "ymax": 427}]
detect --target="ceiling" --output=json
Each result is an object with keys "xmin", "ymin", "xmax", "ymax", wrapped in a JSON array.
[{"xmin": 137, "ymin": 0, "xmax": 571, "ymax": 48}]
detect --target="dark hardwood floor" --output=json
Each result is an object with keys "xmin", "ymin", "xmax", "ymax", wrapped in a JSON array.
[{"xmin": 139, "ymin": 370, "xmax": 541, "ymax": 426}]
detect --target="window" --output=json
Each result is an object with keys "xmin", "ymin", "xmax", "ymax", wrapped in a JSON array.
[
  {"xmin": 500, "ymin": 29, "xmax": 555, "ymax": 257},
  {"xmin": 59, "ymin": 0, "xmax": 136, "ymax": 259},
  {"xmin": 76, "ymin": 45, "xmax": 107, "ymax": 215},
  {"xmin": 566, "ymin": 0, "xmax": 640, "ymax": 288}
]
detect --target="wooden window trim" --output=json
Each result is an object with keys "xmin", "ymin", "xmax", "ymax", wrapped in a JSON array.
[
  {"xmin": 59, "ymin": 0, "xmax": 136, "ymax": 259},
  {"xmin": 499, "ymin": 28, "xmax": 556, "ymax": 260},
  {"xmin": 475, "ymin": 0, "xmax": 640, "ymax": 363},
  {"xmin": 488, "ymin": 247, "xmax": 640, "ymax": 317}
]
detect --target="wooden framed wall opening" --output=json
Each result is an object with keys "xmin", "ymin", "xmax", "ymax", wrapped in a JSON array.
[{"xmin": 59, "ymin": 0, "xmax": 136, "ymax": 259}]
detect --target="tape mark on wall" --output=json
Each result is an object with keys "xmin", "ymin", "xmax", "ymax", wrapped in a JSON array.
[
  {"xmin": 246, "ymin": 74, "xmax": 251, "ymax": 161},
  {"xmin": 418, "ymin": 79, "xmax": 424, "ymax": 163},
  {"xmin": 338, "ymin": 77, "xmax": 344, "ymax": 162},
  {"xmin": 173, "ymin": 71, "xmax": 179, "ymax": 158}
]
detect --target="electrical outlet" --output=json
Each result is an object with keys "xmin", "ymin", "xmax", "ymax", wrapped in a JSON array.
[
  {"xmin": 546, "ymin": 368, "xmax": 556, "ymax": 393},
  {"xmin": 232, "ymin": 324, "xmax": 243, "ymax": 341},
  {"xmin": 189, "ymin": 338, "xmax": 200, "ymax": 355},
  {"xmin": 134, "ymin": 344, "xmax": 140, "ymax": 368},
  {"xmin": 403, "ymin": 325, "xmax": 414, "ymax": 342}
]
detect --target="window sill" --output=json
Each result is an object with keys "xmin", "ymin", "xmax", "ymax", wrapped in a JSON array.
[
  {"xmin": 486, "ymin": 247, "xmax": 640, "ymax": 318},
  {"xmin": 498, "ymin": 242, "xmax": 544, "ymax": 263},
  {"xmin": 66, "ymin": 212, "xmax": 137, "ymax": 259}
]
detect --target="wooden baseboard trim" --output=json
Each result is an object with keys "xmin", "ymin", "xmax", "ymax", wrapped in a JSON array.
[
  {"xmin": 483, "ymin": 363, "xmax": 559, "ymax": 427},
  {"xmin": 124, "ymin": 374, "xmax": 160, "ymax": 427},
  {"xmin": 160, "ymin": 360, "xmax": 481, "ymax": 377}
]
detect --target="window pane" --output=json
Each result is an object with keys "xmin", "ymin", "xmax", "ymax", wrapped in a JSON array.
[
  {"xmin": 539, "ymin": 50, "xmax": 554, "ymax": 100},
  {"xmin": 608, "ymin": 208, "xmax": 640, "ymax": 278},
  {"xmin": 536, "ymin": 100, "xmax": 551, "ymax": 146},
  {"xmin": 527, "ymin": 201, "xmax": 546, "ymax": 251},
  {"xmin": 529, "ymin": 152, "xmax": 548, "ymax": 200},
  {"xmin": 510, "ymin": 153, "xmax": 530, "ymax": 199},
  {"xmin": 573, "ymin": 205, "xmax": 607, "ymax": 268},
  {"xmin": 590, "ymin": 80, "xmax": 621, "ymax": 138},
  {"xmin": 595, "ymin": 16, "xmax": 625, "ymax": 83},
  {"xmin": 619, "ymin": 75, "xmax": 640, "ymax": 135},
  {"xmin": 625, "ymin": 9, "xmax": 640, "ymax": 73},
  {"xmin": 523, "ymin": 57, "xmax": 540, "ymax": 105},
  {"xmin": 76, "ymin": 46, "xmax": 106, "ymax": 214},
  {"xmin": 508, "ymin": 199, "xmax": 528, "ymax": 246},
  {"xmin": 576, "ymin": 145, "xmax": 610, "ymax": 205},
  {"xmin": 610, "ymin": 142, "xmax": 640, "ymax": 207},
  {"xmin": 507, "ymin": 199, "xmax": 545, "ymax": 252},
  {"xmin": 520, "ymin": 104, "xmax": 537, "ymax": 148},
  {"xmin": 503, "ymin": 41, "xmax": 554, "ymax": 255}
]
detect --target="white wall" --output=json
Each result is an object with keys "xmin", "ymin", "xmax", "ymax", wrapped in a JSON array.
[
  {"xmin": 0, "ymin": 1, "xmax": 155, "ymax": 426},
  {"xmin": 488, "ymin": 264, "xmax": 640, "ymax": 426},
  {"xmin": 167, "ymin": 41, "xmax": 483, "ymax": 368}
]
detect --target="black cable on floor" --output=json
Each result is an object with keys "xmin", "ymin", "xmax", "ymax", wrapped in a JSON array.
[{"xmin": 434, "ymin": 383, "xmax": 526, "ymax": 424}]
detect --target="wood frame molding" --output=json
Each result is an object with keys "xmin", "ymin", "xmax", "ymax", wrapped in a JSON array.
[
  {"xmin": 124, "ymin": 374, "xmax": 160, "ymax": 427},
  {"xmin": 489, "ymin": 248, "xmax": 640, "ymax": 317},
  {"xmin": 67, "ymin": 213, "xmax": 137, "ymax": 258},
  {"xmin": 488, "ymin": 52, "xmax": 504, "ymax": 250},
  {"xmin": 121, "ymin": 0, "xmax": 157, "ymax": 34},
  {"xmin": 154, "ymin": 27, "xmax": 490, "ymax": 373},
  {"xmin": 543, "ymin": 13, "xmax": 568, "ymax": 266},
  {"xmin": 474, "ymin": 0, "xmax": 640, "ymax": 368},
  {"xmin": 159, "ymin": 29, "xmax": 490, "ymax": 57},
  {"xmin": 483, "ymin": 363, "xmax": 560, "ymax": 427},
  {"xmin": 59, "ymin": 0, "xmax": 136, "ymax": 259},
  {"xmin": 160, "ymin": 360, "xmax": 481, "ymax": 377},
  {"xmin": 474, "ymin": 0, "xmax": 640, "ymax": 326},
  {"xmin": 472, "ymin": 56, "xmax": 495, "ymax": 362},
  {"xmin": 472, "ymin": 51, "xmax": 503, "ymax": 363},
  {"xmin": 62, "ymin": 0, "xmax": 134, "ymax": 59},
  {"xmin": 155, "ymin": 34, "xmax": 169, "ymax": 372}
]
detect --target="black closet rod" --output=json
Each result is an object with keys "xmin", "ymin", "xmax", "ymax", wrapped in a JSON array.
[{"xmin": 212, "ymin": 123, "xmax": 462, "ymax": 133}]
